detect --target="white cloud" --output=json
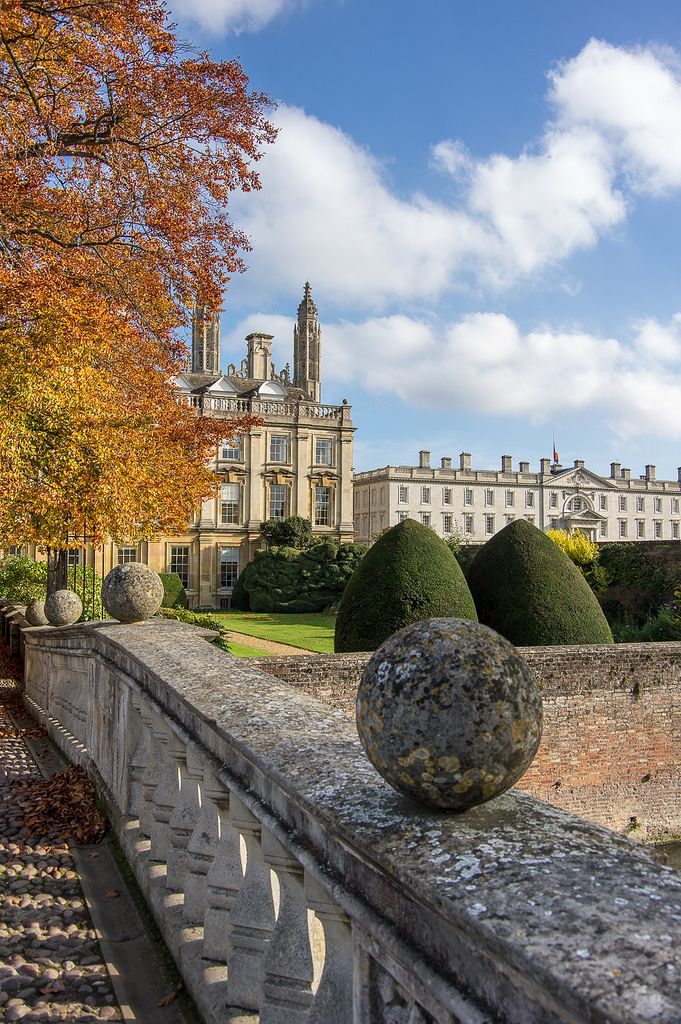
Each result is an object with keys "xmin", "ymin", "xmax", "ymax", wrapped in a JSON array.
[
  {"xmin": 317, "ymin": 312, "xmax": 681, "ymax": 440},
  {"xmin": 232, "ymin": 40, "xmax": 681, "ymax": 306},
  {"xmin": 169, "ymin": 0, "xmax": 304, "ymax": 35}
]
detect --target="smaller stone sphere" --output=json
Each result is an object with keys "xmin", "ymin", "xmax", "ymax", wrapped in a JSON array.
[
  {"xmin": 25, "ymin": 599, "xmax": 49, "ymax": 626},
  {"xmin": 356, "ymin": 618, "xmax": 543, "ymax": 811},
  {"xmin": 102, "ymin": 563, "xmax": 164, "ymax": 623},
  {"xmin": 44, "ymin": 590, "xmax": 83, "ymax": 627}
]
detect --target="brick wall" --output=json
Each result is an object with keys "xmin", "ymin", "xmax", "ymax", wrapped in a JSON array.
[{"xmin": 253, "ymin": 642, "xmax": 681, "ymax": 841}]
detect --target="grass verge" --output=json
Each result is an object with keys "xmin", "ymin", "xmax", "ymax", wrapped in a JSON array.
[{"xmin": 212, "ymin": 611, "xmax": 335, "ymax": 654}]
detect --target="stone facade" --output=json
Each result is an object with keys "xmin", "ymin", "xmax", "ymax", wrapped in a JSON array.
[{"xmin": 353, "ymin": 449, "xmax": 681, "ymax": 545}]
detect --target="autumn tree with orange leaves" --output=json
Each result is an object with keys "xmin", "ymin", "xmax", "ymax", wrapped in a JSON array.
[{"xmin": 0, "ymin": 0, "xmax": 273, "ymax": 588}]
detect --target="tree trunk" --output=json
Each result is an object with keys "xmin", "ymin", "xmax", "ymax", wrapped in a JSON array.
[{"xmin": 46, "ymin": 548, "xmax": 68, "ymax": 597}]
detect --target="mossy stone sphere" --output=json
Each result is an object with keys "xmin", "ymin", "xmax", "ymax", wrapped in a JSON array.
[
  {"xmin": 25, "ymin": 599, "xmax": 49, "ymax": 626},
  {"xmin": 356, "ymin": 618, "xmax": 542, "ymax": 811},
  {"xmin": 102, "ymin": 563, "xmax": 164, "ymax": 623},
  {"xmin": 44, "ymin": 590, "xmax": 83, "ymax": 626}
]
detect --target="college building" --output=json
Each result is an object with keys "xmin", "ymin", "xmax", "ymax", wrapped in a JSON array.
[
  {"xmin": 353, "ymin": 450, "xmax": 681, "ymax": 546},
  {"xmin": 11, "ymin": 285, "xmax": 356, "ymax": 608}
]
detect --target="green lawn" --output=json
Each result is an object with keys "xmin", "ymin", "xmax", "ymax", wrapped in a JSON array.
[
  {"xmin": 227, "ymin": 640, "xmax": 274, "ymax": 658},
  {"xmin": 213, "ymin": 611, "xmax": 336, "ymax": 654}
]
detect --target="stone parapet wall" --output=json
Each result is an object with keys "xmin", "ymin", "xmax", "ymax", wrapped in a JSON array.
[{"xmin": 253, "ymin": 641, "xmax": 681, "ymax": 840}]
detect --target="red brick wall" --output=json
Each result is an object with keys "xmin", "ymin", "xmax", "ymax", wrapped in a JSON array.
[{"xmin": 254, "ymin": 643, "xmax": 681, "ymax": 841}]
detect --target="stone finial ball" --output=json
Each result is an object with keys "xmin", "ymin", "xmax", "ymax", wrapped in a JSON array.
[
  {"xmin": 25, "ymin": 599, "xmax": 49, "ymax": 626},
  {"xmin": 102, "ymin": 563, "xmax": 164, "ymax": 623},
  {"xmin": 356, "ymin": 618, "xmax": 543, "ymax": 811},
  {"xmin": 44, "ymin": 590, "xmax": 83, "ymax": 626}
]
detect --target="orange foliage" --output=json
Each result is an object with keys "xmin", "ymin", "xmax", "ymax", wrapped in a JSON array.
[{"xmin": 0, "ymin": 0, "xmax": 274, "ymax": 548}]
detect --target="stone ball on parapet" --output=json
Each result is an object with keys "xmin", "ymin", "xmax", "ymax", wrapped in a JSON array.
[
  {"xmin": 356, "ymin": 618, "xmax": 543, "ymax": 811},
  {"xmin": 102, "ymin": 563, "xmax": 164, "ymax": 623},
  {"xmin": 25, "ymin": 599, "xmax": 49, "ymax": 626},
  {"xmin": 44, "ymin": 590, "xmax": 83, "ymax": 626}
]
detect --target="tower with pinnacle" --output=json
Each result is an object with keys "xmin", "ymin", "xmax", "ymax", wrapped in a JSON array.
[
  {"xmin": 191, "ymin": 303, "xmax": 221, "ymax": 376},
  {"xmin": 293, "ymin": 282, "xmax": 321, "ymax": 402}
]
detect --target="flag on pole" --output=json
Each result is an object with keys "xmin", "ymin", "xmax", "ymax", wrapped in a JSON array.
[{"xmin": 553, "ymin": 446, "xmax": 559, "ymax": 462}]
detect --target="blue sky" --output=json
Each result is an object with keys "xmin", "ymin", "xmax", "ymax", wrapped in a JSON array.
[{"xmin": 169, "ymin": 0, "xmax": 681, "ymax": 479}]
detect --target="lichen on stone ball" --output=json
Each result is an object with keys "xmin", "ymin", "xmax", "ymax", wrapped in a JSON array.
[
  {"xmin": 356, "ymin": 617, "xmax": 543, "ymax": 811},
  {"xmin": 102, "ymin": 563, "xmax": 164, "ymax": 623}
]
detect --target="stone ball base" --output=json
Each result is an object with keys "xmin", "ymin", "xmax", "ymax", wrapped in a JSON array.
[
  {"xmin": 25, "ymin": 599, "xmax": 49, "ymax": 626},
  {"xmin": 356, "ymin": 618, "xmax": 543, "ymax": 811},
  {"xmin": 102, "ymin": 563, "xmax": 164, "ymax": 623},
  {"xmin": 44, "ymin": 590, "xmax": 83, "ymax": 627}
]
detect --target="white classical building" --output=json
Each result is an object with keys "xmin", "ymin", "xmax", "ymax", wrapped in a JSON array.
[{"xmin": 353, "ymin": 450, "xmax": 681, "ymax": 546}]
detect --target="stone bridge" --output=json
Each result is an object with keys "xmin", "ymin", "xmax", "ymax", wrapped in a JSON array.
[{"xmin": 1, "ymin": 603, "xmax": 680, "ymax": 1024}]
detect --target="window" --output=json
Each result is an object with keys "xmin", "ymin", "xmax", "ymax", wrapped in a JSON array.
[
  {"xmin": 619, "ymin": 495, "xmax": 627, "ymax": 512},
  {"xmin": 170, "ymin": 546, "xmax": 190, "ymax": 589},
  {"xmin": 464, "ymin": 514, "xmax": 474, "ymax": 535},
  {"xmin": 420, "ymin": 486, "xmax": 431, "ymax": 504},
  {"xmin": 599, "ymin": 495, "xmax": 607, "ymax": 511},
  {"xmin": 269, "ymin": 484, "xmax": 288, "ymax": 519},
  {"xmin": 442, "ymin": 487, "xmax": 452, "ymax": 505},
  {"xmin": 221, "ymin": 439, "xmax": 241, "ymax": 461},
  {"xmin": 117, "ymin": 546, "xmax": 137, "ymax": 564},
  {"xmin": 221, "ymin": 483, "xmax": 240, "ymax": 525},
  {"xmin": 314, "ymin": 485, "xmax": 332, "ymax": 526},
  {"xmin": 549, "ymin": 492, "xmax": 558, "ymax": 509},
  {"xmin": 67, "ymin": 549, "xmax": 82, "ymax": 567},
  {"xmin": 636, "ymin": 520, "xmax": 645, "ymax": 538},
  {"xmin": 655, "ymin": 520, "xmax": 663, "ymax": 539},
  {"xmin": 600, "ymin": 522, "xmax": 607, "ymax": 538},
  {"xmin": 269, "ymin": 435, "xmax": 288, "ymax": 463},
  {"xmin": 315, "ymin": 438, "xmax": 333, "ymax": 465},
  {"xmin": 484, "ymin": 489, "xmax": 494, "ymax": 506},
  {"xmin": 398, "ymin": 512, "xmax": 409, "ymax": 523},
  {"xmin": 655, "ymin": 497, "xmax": 662, "ymax": 513},
  {"xmin": 637, "ymin": 496, "xmax": 645, "ymax": 513},
  {"xmin": 572, "ymin": 496, "xmax": 583, "ymax": 512},
  {"xmin": 549, "ymin": 518, "xmax": 558, "ymax": 530},
  {"xmin": 485, "ymin": 514, "xmax": 495, "ymax": 535},
  {"xmin": 398, "ymin": 485, "xmax": 409, "ymax": 504},
  {"xmin": 525, "ymin": 491, "xmax": 534, "ymax": 508},
  {"xmin": 443, "ymin": 513, "xmax": 453, "ymax": 533},
  {"xmin": 619, "ymin": 520, "xmax": 627, "ymax": 539},
  {"xmin": 464, "ymin": 487, "xmax": 473, "ymax": 506},
  {"xmin": 673, "ymin": 498, "xmax": 680, "ymax": 514},
  {"xmin": 420, "ymin": 512, "xmax": 431, "ymax": 527},
  {"xmin": 505, "ymin": 490, "xmax": 514, "ymax": 507},
  {"xmin": 219, "ymin": 548, "xmax": 239, "ymax": 590},
  {"xmin": 673, "ymin": 521, "xmax": 680, "ymax": 540},
  {"xmin": 7, "ymin": 545, "xmax": 20, "ymax": 556}
]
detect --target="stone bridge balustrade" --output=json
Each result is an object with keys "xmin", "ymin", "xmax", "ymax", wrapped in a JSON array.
[{"xmin": 9, "ymin": 612, "xmax": 681, "ymax": 1024}]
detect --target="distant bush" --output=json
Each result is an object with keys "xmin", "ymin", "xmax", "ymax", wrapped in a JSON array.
[
  {"xmin": 467, "ymin": 519, "xmax": 613, "ymax": 646},
  {"xmin": 260, "ymin": 515, "xmax": 313, "ymax": 550},
  {"xmin": 231, "ymin": 540, "xmax": 366, "ymax": 613},
  {"xmin": 598, "ymin": 543, "xmax": 671, "ymax": 629},
  {"xmin": 158, "ymin": 572, "xmax": 188, "ymax": 609},
  {"xmin": 0, "ymin": 555, "xmax": 48, "ymax": 603},
  {"xmin": 547, "ymin": 529, "xmax": 611, "ymax": 594},
  {"xmin": 334, "ymin": 519, "xmax": 477, "ymax": 653}
]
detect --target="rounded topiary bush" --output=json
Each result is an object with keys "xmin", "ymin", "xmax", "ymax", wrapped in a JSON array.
[
  {"xmin": 334, "ymin": 519, "xmax": 477, "ymax": 652},
  {"xmin": 466, "ymin": 519, "xmax": 613, "ymax": 646}
]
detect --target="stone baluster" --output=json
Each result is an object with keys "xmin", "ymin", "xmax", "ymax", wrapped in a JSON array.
[
  {"xmin": 127, "ymin": 693, "xmax": 149, "ymax": 823},
  {"xmin": 305, "ymin": 873, "xmax": 353, "ymax": 1024},
  {"xmin": 149, "ymin": 712, "xmax": 178, "ymax": 866},
  {"xmin": 202, "ymin": 768, "xmax": 242, "ymax": 964},
  {"xmin": 225, "ymin": 793, "xmax": 276, "ymax": 1011},
  {"xmin": 259, "ymin": 829, "xmax": 314, "ymax": 1024},
  {"xmin": 137, "ymin": 698, "xmax": 160, "ymax": 841},
  {"xmin": 183, "ymin": 760, "xmax": 220, "ymax": 926},
  {"xmin": 166, "ymin": 736, "xmax": 203, "ymax": 897}
]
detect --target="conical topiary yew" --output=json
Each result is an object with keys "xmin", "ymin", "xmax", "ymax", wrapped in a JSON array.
[
  {"xmin": 334, "ymin": 519, "xmax": 477, "ymax": 652},
  {"xmin": 466, "ymin": 519, "xmax": 613, "ymax": 646}
]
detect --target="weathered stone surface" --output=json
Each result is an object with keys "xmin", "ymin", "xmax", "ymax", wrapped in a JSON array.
[
  {"xmin": 356, "ymin": 618, "xmax": 542, "ymax": 810},
  {"xmin": 44, "ymin": 590, "xmax": 83, "ymax": 627},
  {"xmin": 102, "ymin": 563, "xmax": 164, "ymax": 623},
  {"xmin": 24, "ymin": 600, "xmax": 48, "ymax": 627}
]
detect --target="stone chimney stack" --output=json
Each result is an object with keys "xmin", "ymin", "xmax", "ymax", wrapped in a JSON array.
[
  {"xmin": 501, "ymin": 455, "xmax": 512, "ymax": 473},
  {"xmin": 621, "ymin": 468, "xmax": 631, "ymax": 480},
  {"xmin": 519, "ymin": 461, "xmax": 530, "ymax": 474},
  {"xmin": 574, "ymin": 459, "xmax": 585, "ymax": 469},
  {"xmin": 246, "ymin": 332, "xmax": 273, "ymax": 381},
  {"xmin": 441, "ymin": 457, "xmax": 452, "ymax": 470},
  {"xmin": 540, "ymin": 458, "xmax": 551, "ymax": 474},
  {"xmin": 419, "ymin": 450, "xmax": 431, "ymax": 469},
  {"xmin": 645, "ymin": 464, "xmax": 656, "ymax": 481},
  {"xmin": 610, "ymin": 462, "xmax": 621, "ymax": 479},
  {"xmin": 459, "ymin": 452, "xmax": 471, "ymax": 471}
]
